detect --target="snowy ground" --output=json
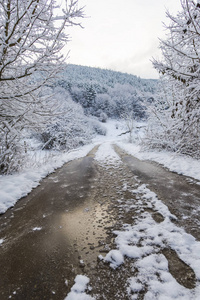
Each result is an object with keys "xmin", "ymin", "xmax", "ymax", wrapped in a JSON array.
[{"xmin": 1, "ymin": 118, "xmax": 200, "ymax": 212}]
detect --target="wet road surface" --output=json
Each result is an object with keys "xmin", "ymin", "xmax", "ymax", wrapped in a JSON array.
[
  {"xmin": 114, "ymin": 145, "xmax": 200, "ymax": 241},
  {"xmin": 0, "ymin": 144, "xmax": 200, "ymax": 299}
]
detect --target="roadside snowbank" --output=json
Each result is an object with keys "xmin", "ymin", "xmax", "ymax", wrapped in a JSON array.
[
  {"xmin": 0, "ymin": 144, "xmax": 94, "ymax": 214},
  {"xmin": 117, "ymin": 141, "xmax": 200, "ymax": 182}
]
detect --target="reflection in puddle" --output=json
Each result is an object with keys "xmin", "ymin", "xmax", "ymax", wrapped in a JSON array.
[{"xmin": 59, "ymin": 200, "xmax": 114, "ymax": 271}]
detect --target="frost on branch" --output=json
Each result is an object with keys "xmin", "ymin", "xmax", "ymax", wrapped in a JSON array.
[
  {"xmin": 0, "ymin": 0, "xmax": 84, "ymax": 174},
  {"xmin": 147, "ymin": 0, "xmax": 200, "ymax": 158}
]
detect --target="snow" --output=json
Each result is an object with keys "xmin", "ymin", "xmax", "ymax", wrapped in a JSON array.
[
  {"xmin": 92, "ymin": 137, "xmax": 200, "ymax": 298},
  {"xmin": 1, "ymin": 119, "xmax": 200, "ymax": 298},
  {"xmin": 32, "ymin": 227, "xmax": 42, "ymax": 231},
  {"xmin": 95, "ymin": 119, "xmax": 200, "ymax": 182},
  {"xmin": 64, "ymin": 275, "xmax": 94, "ymax": 300},
  {"xmin": 117, "ymin": 141, "xmax": 200, "ymax": 182},
  {"xmin": 101, "ymin": 183, "xmax": 200, "ymax": 299},
  {"xmin": 1, "ymin": 119, "xmax": 200, "ymax": 214},
  {"xmin": 0, "ymin": 144, "xmax": 94, "ymax": 214},
  {"xmin": 132, "ymin": 184, "xmax": 177, "ymax": 220},
  {"xmin": 104, "ymin": 249, "xmax": 124, "ymax": 269},
  {"xmin": 94, "ymin": 142, "xmax": 121, "ymax": 168}
]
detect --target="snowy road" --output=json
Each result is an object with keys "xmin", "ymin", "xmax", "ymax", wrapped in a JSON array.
[{"xmin": 0, "ymin": 143, "xmax": 200, "ymax": 299}]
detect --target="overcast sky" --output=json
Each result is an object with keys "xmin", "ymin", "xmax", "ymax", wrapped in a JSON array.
[{"xmin": 63, "ymin": 0, "xmax": 182, "ymax": 79}]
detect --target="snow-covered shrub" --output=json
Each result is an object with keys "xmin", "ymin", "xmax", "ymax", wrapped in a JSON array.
[
  {"xmin": 94, "ymin": 94, "xmax": 113, "ymax": 117},
  {"xmin": 40, "ymin": 116, "xmax": 93, "ymax": 151},
  {"xmin": 37, "ymin": 88, "xmax": 93, "ymax": 150},
  {"xmin": 38, "ymin": 87, "xmax": 106, "ymax": 151},
  {"xmin": 0, "ymin": 86, "xmax": 57, "ymax": 174},
  {"xmin": 0, "ymin": 133, "xmax": 26, "ymax": 174},
  {"xmin": 99, "ymin": 112, "xmax": 108, "ymax": 123},
  {"xmin": 143, "ymin": 79, "xmax": 200, "ymax": 158},
  {"xmin": 89, "ymin": 119, "xmax": 107, "ymax": 136}
]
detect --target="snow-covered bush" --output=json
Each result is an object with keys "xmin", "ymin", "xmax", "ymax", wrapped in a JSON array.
[
  {"xmin": 145, "ymin": 79, "xmax": 200, "ymax": 158},
  {"xmin": 89, "ymin": 119, "xmax": 107, "ymax": 136},
  {"xmin": 37, "ymin": 87, "xmax": 106, "ymax": 151},
  {"xmin": 94, "ymin": 94, "xmax": 113, "ymax": 117},
  {"xmin": 99, "ymin": 112, "xmax": 108, "ymax": 123},
  {"xmin": 0, "ymin": 86, "xmax": 55, "ymax": 174}
]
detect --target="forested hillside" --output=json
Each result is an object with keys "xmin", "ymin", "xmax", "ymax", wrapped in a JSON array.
[{"xmin": 57, "ymin": 64, "xmax": 158, "ymax": 120}]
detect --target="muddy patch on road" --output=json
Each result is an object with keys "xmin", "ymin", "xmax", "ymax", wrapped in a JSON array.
[{"xmin": 162, "ymin": 248, "xmax": 196, "ymax": 289}]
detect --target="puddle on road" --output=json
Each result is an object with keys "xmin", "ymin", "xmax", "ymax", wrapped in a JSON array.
[{"xmin": 53, "ymin": 200, "xmax": 115, "ymax": 270}]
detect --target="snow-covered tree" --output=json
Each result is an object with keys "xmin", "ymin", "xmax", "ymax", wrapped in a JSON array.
[
  {"xmin": 149, "ymin": 0, "xmax": 200, "ymax": 158},
  {"xmin": 58, "ymin": 64, "xmax": 158, "ymax": 119},
  {"xmin": 0, "ymin": 0, "xmax": 83, "ymax": 173},
  {"xmin": 38, "ymin": 87, "xmax": 100, "ymax": 151},
  {"xmin": 83, "ymin": 84, "xmax": 96, "ymax": 115},
  {"xmin": 121, "ymin": 111, "xmax": 135, "ymax": 142}
]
